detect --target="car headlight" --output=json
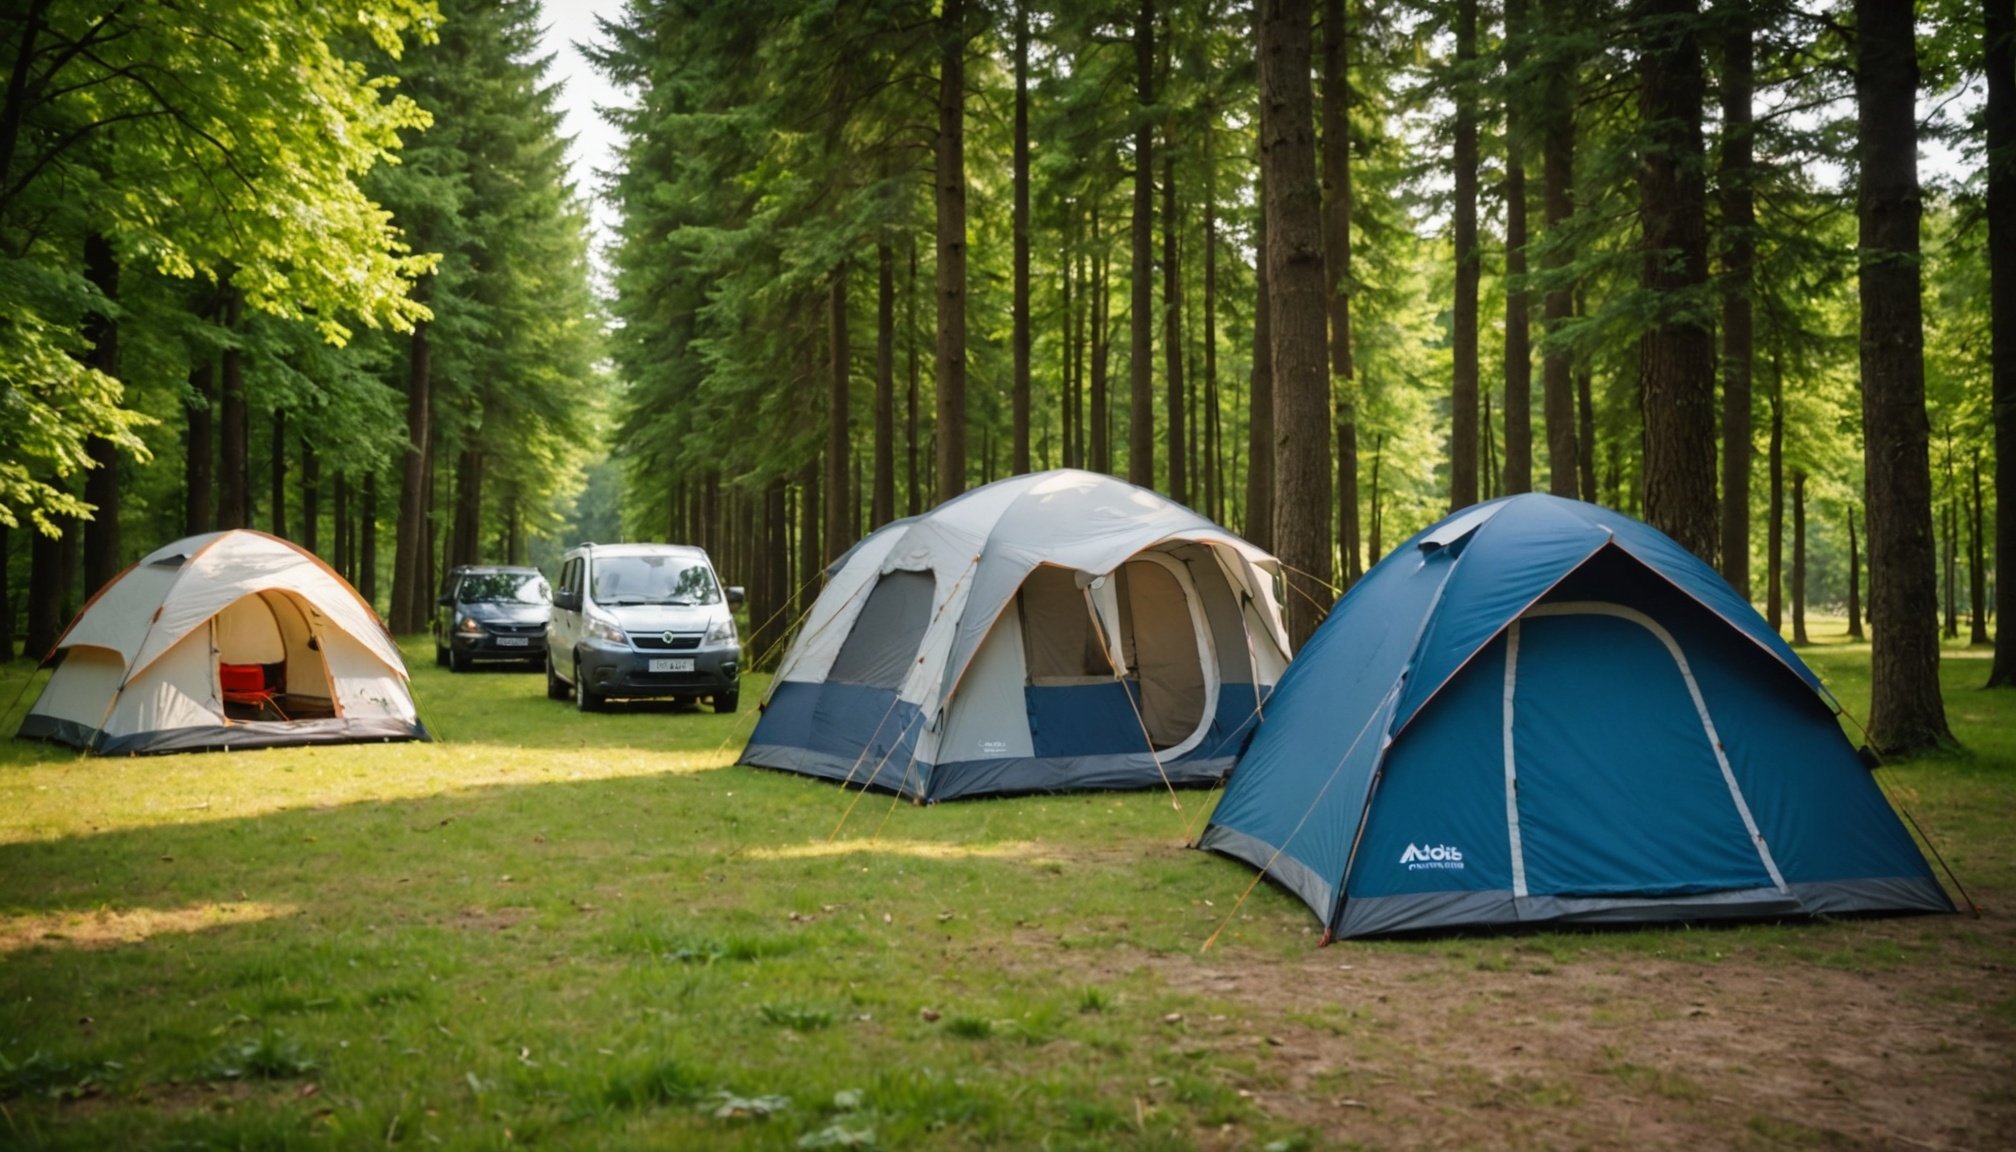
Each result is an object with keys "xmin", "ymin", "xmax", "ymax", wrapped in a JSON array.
[
  {"xmin": 583, "ymin": 613, "xmax": 627, "ymax": 645},
  {"xmin": 457, "ymin": 614, "xmax": 483, "ymax": 634},
  {"xmin": 704, "ymin": 617, "xmax": 738, "ymax": 647}
]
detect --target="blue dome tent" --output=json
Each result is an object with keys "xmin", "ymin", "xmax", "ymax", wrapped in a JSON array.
[{"xmin": 1199, "ymin": 494, "xmax": 1953, "ymax": 939}]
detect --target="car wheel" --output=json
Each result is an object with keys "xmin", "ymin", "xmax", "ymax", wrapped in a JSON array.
[
  {"xmin": 573, "ymin": 658, "xmax": 603, "ymax": 712},
  {"xmin": 449, "ymin": 645, "xmax": 469, "ymax": 673},
  {"xmin": 434, "ymin": 640, "xmax": 448, "ymax": 667},
  {"xmin": 545, "ymin": 653, "xmax": 569, "ymax": 700},
  {"xmin": 713, "ymin": 688, "xmax": 739, "ymax": 715}
]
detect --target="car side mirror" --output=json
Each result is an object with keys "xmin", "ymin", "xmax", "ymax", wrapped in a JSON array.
[
  {"xmin": 554, "ymin": 589, "xmax": 581, "ymax": 612},
  {"xmin": 436, "ymin": 594, "xmax": 454, "ymax": 607},
  {"xmin": 726, "ymin": 586, "xmax": 746, "ymax": 607}
]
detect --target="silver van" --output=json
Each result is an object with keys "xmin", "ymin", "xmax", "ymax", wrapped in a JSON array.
[{"xmin": 545, "ymin": 542, "xmax": 744, "ymax": 712}]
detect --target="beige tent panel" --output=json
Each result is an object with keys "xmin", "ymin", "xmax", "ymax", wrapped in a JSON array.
[
  {"xmin": 105, "ymin": 633, "xmax": 220, "ymax": 739},
  {"xmin": 30, "ymin": 646, "xmax": 125, "ymax": 729}
]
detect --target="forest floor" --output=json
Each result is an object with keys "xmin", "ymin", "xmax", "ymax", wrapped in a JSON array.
[{"xmin": 0, "ymin": 620, "xmax": 2010, "ymax": 1150}]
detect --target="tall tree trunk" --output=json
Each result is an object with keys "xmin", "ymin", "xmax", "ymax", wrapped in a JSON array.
[
  {"xmin": 360, "ymin": 473, "xmax": 379, "ymax": 611},
  {"xmin": 1767, "ymin": 351, "xmax": 1784, "ymax": 630},
  {"xmin": 1064, "ymin": 227, "xmax": 1081, "ymax": 470},
  {"xmin": 1164, "ymin": 151, "xmax": 1188, "ymax": 503},
  {"xmin": 24, "ymin": 522, "xmax": 61, "ymax": 660},
  {"xmin": 1261, "ymin": 0, "xmax": 1334, "ymax": 648},
  {"xmin": 1246, "ymin": 168, "xmax": 1275, "ymax": 548},
  {"xmin": 184, "ymin": 353, "xmax": 215, "ymax": 537},
  {"xmin": 1857, "ymin": 0, "xmax": 1954, "ymax": 752},
  {"xmin": 1092, "ymin": 207, "xmax": 1112, "ymax": 475},
  {"xmin": 81, "ymin": 232, "xmax": 120, "ymax": 597},
  {"xmin": 762, "ymin": 479, "xmax": 789, "ymax": 665},
  {"xmin": 301, "ymin": 439, "xmax": 320, "ymax": 555},
  {"xmin": 422, "ymin": 424, "xmax": 438, "ymax": 611},
  {"xmin": 56, "ymin": 514, "xmax": 77, "ymax": 627},
  {"xmin": 1766, "ymin": 357, "xmax": 1782, "ymax": 637},
  {"xmin": 828, "ymin": 265, "xmax": 852, "ymax": 559},
  {"xmin": 1574, "ymin": 359, "xmax": 1596, "ymax": 500},
  {"xmin": 1988, "ymin": 0, "xmax": 2016, "ymax": 683},
  {"xmin": 391, "ymin": 318, "xmax": 433, "ymax": 634},
  {"xmin": 269, "ymin": 407, "xmax": 288, "ymax": 539},
  {"xmin": 1012, "ymin": 0, "xmax": 1033, "ymax": 475},
  {"xmin": 799, "ymin": 460, "xmax": 821, "ymax": 607},
  {"xmin": 1790, "ymin": 471, "xmax": 1808, "ymax": 644},
  {"xmin": 1204, "ymin": 149, "xmax": 1223, "ymax": 523},
  {"xmin": 1368, "ymin": 433, "xmax": 1385, "ymax": 561},
  {"xmin": 1483, "ymin": 393, "xmax": 1498, "ymax": 500},
  {"xmin": 1322, "ymin": 0, "xmax": 1361, "ymax": 581},
  {"xmin": 874, "ymin": 243, "xmax": 896, "ymax": 526},
  {"xmin": 906, "ymin": 237, "xmax": 922, "ymax": 516},
  {"xmin": 1502, "ymin": 0, "xmax": 1533, "ymax": 496},
  {"xmin": 1719, "ymin": 3, "xmax": 1756, "ymax": 594},
  {"xmin": 1848, "ymin": 508, "xmax": 1865, "ymax": 640},
  {"xmin": 218, "ymin": 289, "xmax": 249, "ymax": 530},
  {"xmin": 1943, "ymin": 476, "xmax": 1959, "ymax": 638},
  {"xmin": 334, "ymin": 472, "xmax": 350, "ymax": 579},
  {"xmin": 1971, "ymin": 450, "xmax": 1990, "ymax": 644},
  {"xmin": 1575, "ymin": 290, "xmax": 1596, "ymax": 500},
  {"xmin": 1542, "ymin": 3, "xmax": 1581, "ymax": 498},
  {"xmin": 935, "ymin": 0, "xmax": 969, "ymax": 501},
  {"xmin": 1636, "ymin": 0, "xmax": 1717, "ymax": 563},
  {"xmin": 1128, "ymin": 0, "xmax": 1157, "ymax": 489},
  {"xmin": 1450, "ymin": 0, "xmax": 1481, "ymax": 511},
  {"xmin": 451, "ymin": 447, "xmax": 482, "ymax": 569}
]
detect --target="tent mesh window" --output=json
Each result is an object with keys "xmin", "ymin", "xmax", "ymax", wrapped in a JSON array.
[{"xmin": 827, "ymin": 571, "xmax": 935, "ymax": 689}]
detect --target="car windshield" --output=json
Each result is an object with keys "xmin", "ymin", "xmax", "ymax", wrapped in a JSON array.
[
  {"xmin": 591, "ymin": 555, "xmax": 721, "ymax": 605},
  {"xmin": 457, "ymin": 572, "xmax": 549, "ymax": 604}
]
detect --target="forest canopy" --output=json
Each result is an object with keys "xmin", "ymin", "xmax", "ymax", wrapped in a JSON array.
[{"xmin": 0, "ymin": 0, "xmax": 2006, "ymax": 755}]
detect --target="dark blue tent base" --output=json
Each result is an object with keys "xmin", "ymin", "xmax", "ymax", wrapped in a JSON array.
[
  {"xmin": 1202, "ymin": 819, "xmax": 1952, "ymax": 939},
  {"xmin": 1334, "ymin": 879, "xmax": 1954, "ymax": 938},
  {"xmin": 744, "ymin": 740, "xmax": 1235, "ymax": 803},
  {"xmin": 17, "ymin": 712, "xmax": 430, "ymax": 756}
]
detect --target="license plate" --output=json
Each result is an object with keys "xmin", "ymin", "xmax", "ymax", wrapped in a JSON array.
[
  {"xmin": 496, "ymin": 636, "xmax": 529, "ymax": 648},
  {"xmin": 649, "ymin": 658, "xmax": 694, "ymax": 673}
]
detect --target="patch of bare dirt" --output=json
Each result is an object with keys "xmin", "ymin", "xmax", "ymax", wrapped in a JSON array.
[{"xmin": 1036, "ymin": 898, "xmax": 2016, "ymax": 1151}]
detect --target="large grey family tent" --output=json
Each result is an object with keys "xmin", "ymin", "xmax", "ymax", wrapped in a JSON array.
[
  {"xmin": 1200, "ymin": 493, "xmax": 1953, "ymax": 939},
  {"xmin": 741, "ymin": 469, "xmax": 1292, "ymax": 801},
  {"xmin": 18, "ymin": 530, "xmax": 428, "ymax": 755}
]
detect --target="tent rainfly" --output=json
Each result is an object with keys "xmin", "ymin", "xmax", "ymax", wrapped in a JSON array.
[
  {"xmin": 1200, "ymin": 493, "xmax": 1954, "ymax": 939},
  {"xmin": 741, "ymin": 470, "xmax": 1292, "ymax": 801},
  {"xmin": 19, "ymin": 530, "xmax": 428, "ymax": 755}
]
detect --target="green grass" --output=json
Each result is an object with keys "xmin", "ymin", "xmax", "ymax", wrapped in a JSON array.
[{"xmin": 0, "ymin": 624, "xmax": 2010, "ymax": 1148}]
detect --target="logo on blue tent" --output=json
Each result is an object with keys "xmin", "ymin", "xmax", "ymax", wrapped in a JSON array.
[{"xmin": 1399, "ymin": 843, "xmax": 1465, "ymax": 870}]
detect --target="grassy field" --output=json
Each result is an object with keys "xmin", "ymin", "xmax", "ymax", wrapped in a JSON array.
[{"xmin": 0, "ymin": 621, "xmax": 2011, "ymax": 1150}]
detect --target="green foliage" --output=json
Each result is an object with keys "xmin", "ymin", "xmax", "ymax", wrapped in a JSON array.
[{"xmin": 0, "ymin": 0, "xmax": 440, "ymax": 529}]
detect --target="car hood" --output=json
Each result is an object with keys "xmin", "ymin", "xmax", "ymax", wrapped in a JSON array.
[
  {"xmin": 595, "ymin": 604, "xmax": 717, "ymax": 632},
  {"xmin": 460, "ymin": 602, "xmax": 551, "ymax": 625}
]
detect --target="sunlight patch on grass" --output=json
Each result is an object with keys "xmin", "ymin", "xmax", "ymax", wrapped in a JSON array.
[
  {"xmin": 744, "ymin": 837, "xmax": 1060, "ymax": 863},
  {"xmin": 0, "ymin": 743, "xmax": 733, "ymax": 845},
  {"xmin": 0, "ymin": 900, "xmax": 297, "ymax": 953}
]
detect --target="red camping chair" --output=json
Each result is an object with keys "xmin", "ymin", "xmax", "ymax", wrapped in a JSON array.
[{"xmin": 220, "ymin": 663, "xmax": 288, "ymax": 720}]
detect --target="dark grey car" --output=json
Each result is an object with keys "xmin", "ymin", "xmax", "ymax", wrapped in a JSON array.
[{"xmin": 434, "ymin": 566, "xmax": 552, "ymax": 672}]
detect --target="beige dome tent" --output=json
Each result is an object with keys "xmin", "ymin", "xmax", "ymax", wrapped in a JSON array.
[{"xmin": 18, "ymin": 530, "xmax": 428, "ymax": 755}]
